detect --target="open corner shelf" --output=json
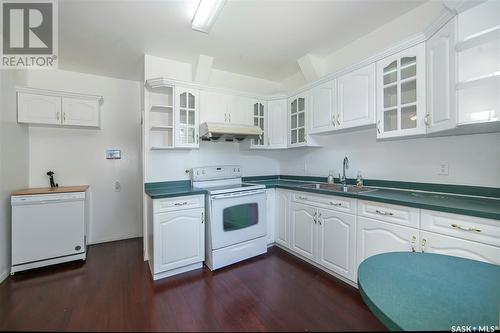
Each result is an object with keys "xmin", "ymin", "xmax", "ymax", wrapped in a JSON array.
[{"xmin": 456, "ymin": 25, "xmax": 500, "ymax": 52}]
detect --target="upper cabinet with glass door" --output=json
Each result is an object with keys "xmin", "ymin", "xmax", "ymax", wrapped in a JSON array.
[
  {"xmin": 289, "ymin": 94, "xmax": 307, "ymax": 146},
  {"xmin": 376, "ymin": 43, "xmax": 426, "ymax": 139},
  {"xmin": 175, "ymin": 87, "xmax": 199, "ymax": 148},
  {"xmin": 251, "ymin": 100, "xmax": 266, "ymax": 148}
]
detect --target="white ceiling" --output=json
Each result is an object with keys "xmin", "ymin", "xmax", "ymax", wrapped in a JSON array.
[{"xmin": 59, "ymin": 0, "xmax": 428, "ymax": 82}]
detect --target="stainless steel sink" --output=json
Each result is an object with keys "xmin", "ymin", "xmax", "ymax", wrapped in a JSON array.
[{"xmin": 300, "ymin": 183, "xmax": 378, "ymax": 193}]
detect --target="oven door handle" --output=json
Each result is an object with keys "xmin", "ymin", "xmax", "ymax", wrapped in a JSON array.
[{"xmin": 211, "ymin": 190, "xmax": 266, "ymax": 200}]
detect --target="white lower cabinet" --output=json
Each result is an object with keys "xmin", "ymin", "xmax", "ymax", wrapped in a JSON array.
[
  {"xmin": 290, "ymin": 202, "xmax": 316, "ymax": 260},
  {"xmin": 317, "ymin": 208, "xmax": 356, "ymax": 281},
  {"xmin": 420, "ymin": 230, "xmax": 500, "ymax": 265},
  {"xmin": 266, "ymin": 189, "xmax": 276, "ymax": 244},
  {"xmin": 148, "ymin": 195, "xmax": 205, "ymax": 280},
  {"xmin": 275, "ymin": 189, "xmax": 291, "ymax": 248},
  {"xmin": 357, "ymin": 216, "xmax": 419, "ymax": 268},
  {"xmin": 288, "ymin": 195, "xmax": 358, "ymax": 282}
]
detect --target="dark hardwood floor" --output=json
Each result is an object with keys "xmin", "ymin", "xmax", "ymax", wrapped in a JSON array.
[{"xmin": 0, "ymin": 238, "xmax": 386, "ymax": 331}]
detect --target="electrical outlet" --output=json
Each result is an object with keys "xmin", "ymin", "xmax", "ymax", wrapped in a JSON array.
[
  {"xmin": 438, "ymin": 163, "xmax": 449, "ymax": 176},
  {"xmin": 114, "ymin": 181, "xmax": 121, "ymax": 192}
]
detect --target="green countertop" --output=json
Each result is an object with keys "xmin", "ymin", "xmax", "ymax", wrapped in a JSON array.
[
  {"xmin": 145, "ymin": 180, "xmax": 207, "ymax": 199},
  {"xmin": 144, "ymin": 178, "xmax": 500, "ymax": 220},
  {"xmin": 358, "ymin": 252, "xmax": 500, "ymax": 331},
  {"xmin": 247, "ymin": 179, "xmax": 500, "ymax": 220}
]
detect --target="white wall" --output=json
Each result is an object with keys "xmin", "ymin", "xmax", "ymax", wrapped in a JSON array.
[
  {"xmin": 145, "ymin": 54, "xmax": 282, "ymax": 95},
  {"xmin": 280, "ymin": 129, "xmax": 500, "ymax": 187},
  {"xmin": 144, "ymin": 54, "xmax": 282, "ymax": 182},
  {"xmin": 25, "ymin": 69, "xmax": 142, "ymax": 244},
  {"xmin": 280, "ymin": 1, "xmax": 445, "ymax": 91},
  {"xmin": 0, "ymin": 70, "xmax": 29, "ymax": 283}
]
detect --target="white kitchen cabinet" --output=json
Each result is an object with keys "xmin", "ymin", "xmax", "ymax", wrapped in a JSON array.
[
  {"xmin": 317, "ymin": 208, "xmax": 356, "ymax": 281},
  {"xmin": 250, "ymin": 100, "xmax": 267, "ymax": 148},
  {"xmin": 309, "ymin": 80, "xmax": 336, "ymax": 134},
  {"xmin": 18, "ymin": 93, "xmax": 61, "ymax": 125},
  {"xmin": 288, "ymin": 94, "xmax": 308, "ymax": 146},
  {"xmin": 227, "ymin": 94, "xmax": 251, "ymax": 125},
  {"xmin": 148, "ymin": 195, "xmax": 205, "ymax": 280},
  {"xmin": 456, "ymin": 0, "xmax": 500, "ymax": 125},
  {"xmin": 199, "ymin": 90, "xmax": 227, "ymax": 123},
  {"xmin": 266, "ymin": 189, "xmax": 276, "ymax": 244},
  {"xmin": 376, "ymin": 43, "xmax": 427, "ymax": 138},
  {"xmin": 337, "ymin": 63, "xmax": 376, "ymax": 130},
  {"xmin": 17, "ymin": 89, "xmax": 102, "ymax": 128},
  {"xmin": 267, "ymin": 99, "xmax": 288, "ymax": 149},
  {"xmin": 199, "ymin": 91, "xmax": 251, "ymax": 125},
  {"xmin": 290, "ymin": 201, "xmax": 316, "ymax": 260},
  {"xmin": 357, "ymin": 216, "xmax": 419, "ymax": 268},
  {"xmin": 61, "ymin": 97, "xmax": 100, "ymax": 127},
  {"xmin": 420, "ymin": 230, "xmax": 500, "ymax": 265},
  {"xmin": 175, "ymin": 87, "xmax": 199, "ymax": 148},
  {"xmin": 426, "ymin": 17, "xmax": 457, "ymax": 133},
  {"xmin": 275, "ymin": 189, "xmax": 290, "ymax": 248}
]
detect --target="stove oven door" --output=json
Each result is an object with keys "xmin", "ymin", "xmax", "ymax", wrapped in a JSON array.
[{"xmin": 209, "ymin": 189, "xmax": 267, "ymax": 250}]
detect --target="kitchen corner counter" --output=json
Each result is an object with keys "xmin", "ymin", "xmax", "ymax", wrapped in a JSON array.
[
  {"xmin": 145, "ymin": 180, "xmax": 207, "ymax": 199},
  {"xmin": 245, "ymin": 178, "xmax": 500, "ymax": 221}
]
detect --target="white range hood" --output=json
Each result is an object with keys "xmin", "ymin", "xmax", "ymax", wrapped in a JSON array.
[{"xmin": 199, "ymin": 122, "xmax": 263, "ymax": 141}]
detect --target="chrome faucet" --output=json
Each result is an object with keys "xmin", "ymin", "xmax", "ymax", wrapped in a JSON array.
[{"xmin": 340, "ymin": 156, "xmax": 349, "ymax": 186}]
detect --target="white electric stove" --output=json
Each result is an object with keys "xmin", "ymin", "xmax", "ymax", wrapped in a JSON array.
[{"xmin": 191, "ymin": 165, "xmax": 267, "ymax": 270}]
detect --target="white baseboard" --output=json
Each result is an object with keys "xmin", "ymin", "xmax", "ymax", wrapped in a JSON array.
[
  {"xmin": 89, "ymin": 232, "xmax": 142, "ymax": 245},
  {"xmin": 0, "ymin": 269, "xmax": 10, "ymax": 284}
]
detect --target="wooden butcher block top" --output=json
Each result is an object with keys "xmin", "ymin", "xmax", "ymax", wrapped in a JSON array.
[{"xmin": 12, "ymin": 185, "xmax": 89, "ymax": 196}]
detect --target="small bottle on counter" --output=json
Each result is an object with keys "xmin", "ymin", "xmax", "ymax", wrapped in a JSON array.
[
  {"xmin": 356, "ymin": 171, "xmax": 363, "ymax": 187},
  {"xmin": 327, "ymin": 170, "xmax": 334, "ymax": 184}
]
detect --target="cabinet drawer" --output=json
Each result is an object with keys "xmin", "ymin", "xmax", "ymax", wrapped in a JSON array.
[
  {"xmin": 153, "ymin": 195, "xmax": 204, "ymax": 213},
  {"xmin": 292, "ymin": 191, "xmax": 356, "ymax": 214},
  {"xmin": 358, "ymin": 200, "xmax": 419, "ymax": 228},
  {"xmin": 421, "ymin": 210, "xmax": 500, "ymax": 247}
]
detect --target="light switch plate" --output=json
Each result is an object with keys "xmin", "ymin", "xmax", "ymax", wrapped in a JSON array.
[
  {"xmin": 106, "ymin": 149, "xmax": 121, "ymax": 159},
  {"xmin": 438, "ymin": 163, "xmax": 449, "ymax": 176}
]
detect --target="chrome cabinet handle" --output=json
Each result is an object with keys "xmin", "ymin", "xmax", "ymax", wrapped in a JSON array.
[
  {"xmin": 313, "ymin": 211, "xmax": 317, "ymax": 224},
  {"xmin": 229, "ymin": 114, "xmax": 231, "ymax": 123},
  {"xmin": 224, "ymin": 113, "xmax": 227, "ymax": 122},
  {"xmin": 411, "ymin": 235, "xmax": 416, "ymax": 252},
  {"xmin": 174, "ymin": 201, "xmax": 188, "ymax": 206},
  {"xmin": 451, "ymin": 224, "xmax": 481, "ymax": 233},
  {"xmin": 377, "ymin": 120, "xmax": 381, "ymax": 134},
  {"xmin": 56, "ymin": 112, "xmax": 60, "ymax": 121},
  {"xmin": 201, "ymin": 212, "xmax": 204, "ymax": 224},
  {"xmin": 332, "ymin": 115, "xmax": 336, "ymax": 126},
  {"xmin": 63, "ymin": 112, "xmax": 66, "ymax": 122},
  {"xmin": 329, "ymin": 201, "xmax": 343, "ymax": 207},
  {"xmin": 375, "ymin": 209, "xmax": 393, "ymax": 216},
  {"xmin": 298, "ymin": 195, "xmax": 308, "ymax": 200},
  {"xmin": 336, "ymin": 114, "xmax": 340, "ymax": 126},
  {"xmin": 421, "ymin": 238, "xmax": 427, "ymax": 253},
  {"xmin": 318, "ymin": 212, "xmax": 322, "ymax": 225}
]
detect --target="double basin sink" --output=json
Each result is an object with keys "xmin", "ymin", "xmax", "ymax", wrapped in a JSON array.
[{"xmin": 299, "ymin": 183, "xmax": 378, "ymax": 194}]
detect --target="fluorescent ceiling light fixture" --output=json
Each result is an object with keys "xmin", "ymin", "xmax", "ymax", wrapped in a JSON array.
[{"xmin": 192, "ymin": 0, "xmax": 226, "ymax": 33}]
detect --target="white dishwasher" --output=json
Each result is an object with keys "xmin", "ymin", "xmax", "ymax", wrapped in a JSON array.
[{"xmin": 11, "ymin": 190, "xmax": 87, "ymax": 274}]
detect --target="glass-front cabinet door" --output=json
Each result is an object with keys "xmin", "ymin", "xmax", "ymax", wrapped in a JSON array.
[
  {"xmin": 175, "ymin": 87, "xmax": 199, "ymax": 148},
  {"xmin": 376, "ymin": 43, "xmax": 426, "ymax": 139},
  {"xmin": 251, "ymin": 101, "xmax": 266, "ymax": 148},
  {"xmin": 289, "ymin": 95, "xmax": 307, "ymax": 146}
]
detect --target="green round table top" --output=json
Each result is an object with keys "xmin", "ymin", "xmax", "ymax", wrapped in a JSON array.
[{"xmin": 358, "ymin": 252, "xmax": 500, "ymax": 331}]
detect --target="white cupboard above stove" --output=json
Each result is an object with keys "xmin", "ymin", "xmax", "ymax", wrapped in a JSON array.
[
  {"xmin": 199, "ymin": 90, "xmax": 252, "ymax": 125},
  {"xmin": 248, "ymin": 98, "xmax": 288, "ymax": 150},
  {"xmin": 17, "ymin": 87, "xmax": 102, "ymax": 128}
]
